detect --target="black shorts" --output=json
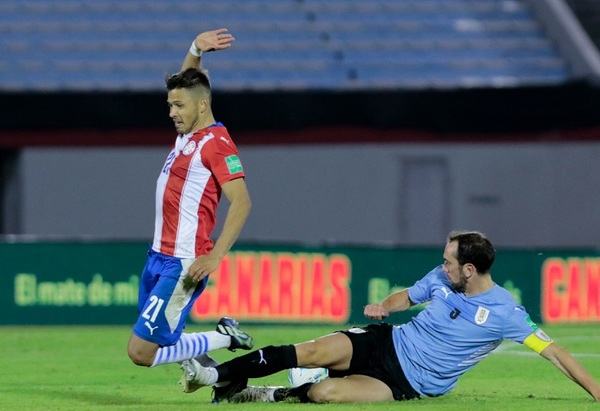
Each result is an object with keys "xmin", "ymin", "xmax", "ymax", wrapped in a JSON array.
[{"xmin": 335, "ymin": 323, "xmax": 419, "ymax": 401}]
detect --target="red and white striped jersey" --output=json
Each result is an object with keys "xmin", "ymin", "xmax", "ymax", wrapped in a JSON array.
[{"xmin": 152, "ymin": 123, "xmax": 245, "ymax": 258}]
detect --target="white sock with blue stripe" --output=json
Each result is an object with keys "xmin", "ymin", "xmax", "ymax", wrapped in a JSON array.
[{"xmin": 150, "ymin": 331, "xmax": 230, "ymax": 367}]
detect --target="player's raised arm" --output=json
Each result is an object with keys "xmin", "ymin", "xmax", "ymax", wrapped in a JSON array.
[
  {"xmin": 539, "ymin": 342, "xmax": 600, "ymax": 402},
  {"xmin": 181, "ymin": 28, "xmax": 235, "ymax": 71}
]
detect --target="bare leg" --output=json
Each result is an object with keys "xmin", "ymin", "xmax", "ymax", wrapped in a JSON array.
[
  {"xmin": 308, "ymin": 374, "xmax": 394, "ymax": 403},
  {"xmin": 295, "ymin": 332, "xmax": 354, "ymax": 370},
  {"xmin": 127, "ymin": 333, "xmax": 159, "ymax": 366}
]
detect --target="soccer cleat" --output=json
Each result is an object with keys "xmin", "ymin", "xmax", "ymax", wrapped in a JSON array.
[
  {"xmin": 179, "ymin": 358, "xmax": 214, "ymax": 393},
  {"xmin": 216, "ymin": 317, "xmax": 254, "ymax": 351},
  {"xmin": 196, "ymin": 353, "xmax": 219, "ymax": 368},
  {"xmin": 212, "ymin": 378, "xmax": 249, "ymax": 403},
  {"xmin": 196, "ymin": 353, "xmax": 249, "ymax": 403},
  {"xmin": 229, "ymin": 386, "xmax": 283, "ymax": 403}
]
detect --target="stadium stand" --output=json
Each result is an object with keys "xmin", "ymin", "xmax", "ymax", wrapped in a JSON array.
[
  {"xmin": 0, "ymin": 0, "xmax": 577, "ymax": 91},
  {"xmin": 566, "ymin": 0, "xmax": 600, "ymax": 50}
]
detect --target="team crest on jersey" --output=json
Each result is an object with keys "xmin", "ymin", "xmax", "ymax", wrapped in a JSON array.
[
  {"xmin": 182, "ymin": 140, "xmax": 197, "ymax": 155},
  {"xmin": 475, "ymin": 306, "xmax": 490, "ymax": 325}
]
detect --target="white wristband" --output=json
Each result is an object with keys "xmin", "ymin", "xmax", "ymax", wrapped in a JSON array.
[{"xmin": 189, "ymin": 40, "xmax": 202, "ymax": 57}]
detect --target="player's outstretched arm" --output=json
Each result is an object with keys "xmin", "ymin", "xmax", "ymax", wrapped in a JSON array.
[
  {"xmin": 181, "ymin": 28, "xmax": 235, "ymax": 71},
  {"xmin": 364, "ymin": 289, "xmax": 414, "ymax": 320},
  {"xmin": 540, "ymin": 342, "xmax": 600, "ymax": 401}
]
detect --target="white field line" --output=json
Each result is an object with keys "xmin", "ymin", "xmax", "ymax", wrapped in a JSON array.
[{"xmin": 493, "ymin": 336, "xmax": 600, "ymax": 358}]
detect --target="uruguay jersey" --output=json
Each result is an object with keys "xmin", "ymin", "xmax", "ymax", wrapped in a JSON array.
[
  {"xmin": 152, "ymin": 123, "xmax": 244, "ymax": 258},
  {"xmin": 393, "ymin": 266, "xmax": 552, "ymax": 397}
]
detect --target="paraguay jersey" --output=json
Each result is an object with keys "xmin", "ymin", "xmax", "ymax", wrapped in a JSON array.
[
  {"xmin": 392, "ymin": 266, "xmax": 553, "ymax": 397},
  {"xmin": 152, "ymin": 123, "xmax": 244, "ymax": 258}
]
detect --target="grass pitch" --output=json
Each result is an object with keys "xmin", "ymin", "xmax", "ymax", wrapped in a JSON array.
[{"xmin": 1, "ymin": 324, "xmax": 599, "ymax": 411}]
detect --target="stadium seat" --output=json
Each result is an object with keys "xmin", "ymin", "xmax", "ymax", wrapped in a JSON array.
[{"xmin": 0, "ymin": 0, "xmax": 573, "ymax": 91}]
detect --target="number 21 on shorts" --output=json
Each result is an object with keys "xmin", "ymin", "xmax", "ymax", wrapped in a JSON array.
[{"xmin": 142, "ymin": 295, "xmax": 165, "ymax": 323}]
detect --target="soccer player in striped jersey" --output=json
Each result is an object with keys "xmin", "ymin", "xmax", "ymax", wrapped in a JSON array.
[
  {"xmin": 180, "ymin": 231, "xmax": 600, "ymax": 403},
  {"xmin": 127, "ymin": 29, "xmax": 254, "ymax": 371}
]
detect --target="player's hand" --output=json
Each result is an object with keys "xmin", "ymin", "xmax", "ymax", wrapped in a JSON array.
[
  {"xmin": 194, "ymin": 28, "xmax": 235, "ymax": 53},
  {"xmin": 188, "ymin": 254, "xmax": 221, "ymax": 282},
  {"xmin": 364, "ymin": 304, "xmax": 389, "ymax": 320}
]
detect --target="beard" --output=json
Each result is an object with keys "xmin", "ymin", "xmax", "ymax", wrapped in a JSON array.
[{"xmin": 450, "ymin": 273, "xmax": 468, "ymax": 293}]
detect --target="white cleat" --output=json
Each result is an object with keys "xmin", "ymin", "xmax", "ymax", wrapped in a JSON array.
[
  {"xmin": 229, "ymin": 386, "xmax": 283, "ymax": 403},
  {"xmin": 179, "ymin": 358, "xmax": 214, "ymax": 393},
  {"xmin": 196, "ymin": 353, "xmax": 219, "ymax": 368}
]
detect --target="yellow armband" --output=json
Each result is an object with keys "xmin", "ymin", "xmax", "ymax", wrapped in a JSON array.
[{"xmin": 523, "ymin": 329, "xmax": 553, "ymax": 354}]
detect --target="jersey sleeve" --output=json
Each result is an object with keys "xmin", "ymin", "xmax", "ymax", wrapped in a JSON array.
[
  {"xmin": 201, "ymin": 131, "xmax": 245, "ymax": 185},
  {"xmin": 407, "ymin": 265, "xmax": 445, "ymax": 305},
  {"xmin": 504, "ymin": 306, "xmax": 554, "ymax": 354}
]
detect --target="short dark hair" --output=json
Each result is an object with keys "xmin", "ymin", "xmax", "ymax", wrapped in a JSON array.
[
  {"xmin": 447, "ymin": 230, "xmax": 495, "ymax": 274},
  {"xmin": 165, "ymin": 68, "xmax": 211, "ymax": 93}
]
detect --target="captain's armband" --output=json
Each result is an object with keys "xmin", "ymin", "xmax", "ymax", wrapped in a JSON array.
[{"xmin": 523, "ymin": 329, "xmax": 553, "ymax": 354}]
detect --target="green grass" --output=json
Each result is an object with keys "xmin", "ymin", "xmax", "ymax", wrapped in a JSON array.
[{"xmin": 1, "ymin": 324, "xmax": 599, "ymax": 410}]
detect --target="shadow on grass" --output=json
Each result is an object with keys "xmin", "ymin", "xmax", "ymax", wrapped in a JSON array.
[{"xmin": 32, "ymin": 386, "xmax": 202, "ymax": 407}]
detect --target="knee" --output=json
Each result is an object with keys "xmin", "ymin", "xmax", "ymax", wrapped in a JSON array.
[
  {"xmin": 296, "ymin": 342, "xmax": 324, "ymax": 365},
  {"xmin": 127, "ymin": 343, "xmax": 154, "ymax": 367},
  {"xmin": 307, "ymin": 379, "xmax": 340, "ymax": 403}
]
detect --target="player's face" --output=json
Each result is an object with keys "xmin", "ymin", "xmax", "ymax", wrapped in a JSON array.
[
  {"xmin": 167, "ymin": 88, "xmax": 202, "ymax": 135},
  {"xmin": 442, "ymin": 241, "xmax": 468, "ymax": 293}
]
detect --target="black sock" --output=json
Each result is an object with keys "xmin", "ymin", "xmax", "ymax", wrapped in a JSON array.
[
  {"xmin": 215, "ymin": 345, "xmax": 297, "ymax": 382},
  {"xmin": 273, "ymin": 383, "xmax": 314, "ymax": 403}
]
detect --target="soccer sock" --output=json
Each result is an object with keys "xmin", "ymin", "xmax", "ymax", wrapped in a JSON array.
[
  {"xmin": 151, "ymin": 331, "xmax": 230, "ymax": 367},
  {"xmin": 215, "ymin": 345, "xmax": 297, "ymax": 382}
]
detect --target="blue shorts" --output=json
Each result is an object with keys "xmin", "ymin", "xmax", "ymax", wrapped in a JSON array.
[{"xmin": 132, "ymin": 249, "xmax": 208, "ymax": 346}]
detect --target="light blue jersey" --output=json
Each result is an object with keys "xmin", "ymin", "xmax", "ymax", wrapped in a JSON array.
[{"xmin": 393, "ymin": 266, "xmax": 541, "ymax": 397}]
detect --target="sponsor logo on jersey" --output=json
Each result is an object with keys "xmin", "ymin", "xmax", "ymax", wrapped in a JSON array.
[
  {"xmin": 182, "ymin": 140, "xmax": 197, "ymax": 156},
  {"xmin": 525, "ymin": 315, "xmax": 539, "ymax": 331},
  {"xmin": 225, "ymin": 155, "xmax": 243, "ymax": 174},
  {"xmin": 220, "ymin": 136, "xmax": 231, "ymax": 145},
  {"xmin": 475, "ymin": 306, "xmax": 490, "ymax": 325},
  {"xmin": 534, "ymin": 328, "xmax": 552, "ymax": 342},
  {"xmin": 439, "ymin": 286, "xmax": 452, "ymax": 299},
  {"xmin": 162, "ymin": 151, "xmax": 176, "ymax": 174}
]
